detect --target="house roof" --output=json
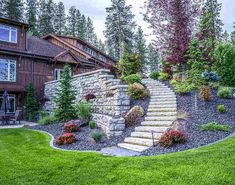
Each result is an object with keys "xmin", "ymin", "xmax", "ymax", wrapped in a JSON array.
[{"xmin": 0, "ymin": 17, "xmax": 29, "ymax": 29}]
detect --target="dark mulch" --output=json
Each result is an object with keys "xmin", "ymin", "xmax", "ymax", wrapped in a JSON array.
[
  {"xmin": 31, "ymin": 97, "xmax": 150, "ymax": 151},
  {"xmin": 142, "ymin": 88, "xmax": 235, "ymax": 156}
]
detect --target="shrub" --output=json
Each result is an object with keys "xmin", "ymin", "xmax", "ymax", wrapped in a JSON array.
[
  {"xmin": 106, "ymin": 91, "xmax": 114, "ymax": 97},
  {"xmin": 76, "ymin": 102, "xmax": 91, "ymax": 120},
  {"xmin": 217, "ymin": 87, "xmax": 233, "ymax": 99},
  {"xmin": 128, "ymin": 83, "xmax": 148, "ymax": 100},
  {"xmin": 91, "ymin": 131, "xmax": 103, "ymax": 143},
  {"xmin": 200, "ymin": 85, "xmax": 211, "ymax": 101},
  {"xmin": 63, "ymin": 122, "xmax": 80, "ymax": 133},
  {"xmin": 217, "ymin": 104, "xmax": 225, "ymax": 113},
  {"xmin": 56, "ymin": 133, "xmax": 76, "ymax": 145},
  {"xmin": 38, "ymin": 115, "xmax": 58, "ymax": 125},
  {"xmin": 159, "ymin": 72, "xmax": 170, "ymax": 81},
  {"xmin": 175, "ymin": 83, "xmax": 196, "ymax": 95},
  {"xmin": 123, "ymin": 73, "xmax": 142, "ymax": 84},
  {"xmin": 200, "ymin": 122, "xmax": 232, "ymax": 132},
  {"xmin": 170, "ymin": 79, "xmax": 178, "ymax": 86},
  {"xmin": 149, "ymin": 71, "xmax": 160, "ymax": 80},
  {"xmin": 125, "ymin": 106, "xmax": 145, "ymax": 126},
  {"xmin": 89, "ymin": 120, "xmax": 97, "ymax": 129},
  {"xmin": 85, "ymin": 93, "xmax": 96, "ymax": 101},
  {"xmin": 159, "ymin": 130, "xmax": 186, "ymax": 148},
  {"xmin": 202, "ymin": 71, "xmax": 220, "ymax": 82}
]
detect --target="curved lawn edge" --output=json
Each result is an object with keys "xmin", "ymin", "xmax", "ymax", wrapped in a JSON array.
[{"xmin": 30, "ymin": 128, "xmax": 235, "ymax": 157}]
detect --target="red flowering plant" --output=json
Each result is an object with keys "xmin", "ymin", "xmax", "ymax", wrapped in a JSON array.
[
  {"xmin": 85, "ymin": 93, "xmax": 96, "ymax": 102},
  {"xmin": 63, "ymin": 122, "xmax": 80, "ymax": 133},
  {"xmin": 159, "ymin": 130, "xmax": 186, "ymax": 148},
  {"xmin": 56, "ymin": 133, "xmax": 76, "ymax": 145}
]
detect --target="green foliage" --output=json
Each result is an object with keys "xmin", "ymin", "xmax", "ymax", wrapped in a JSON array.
[
  {"xmin": 38, "ymin": 115, "xmax": 58, "ymax": 125},
  {"xmin": 217, "ymin": 104, "xmax": 225, "ymax": 113},
  {"xmin": 217, "ymin": 87, "xmax": 233, "ymax": 99},
  {"xmin": 214, "ymin": 43, "xmax": 235, "ymax": 87},
  {"xmin": 200, "ymin": 122, "xmax": 231, "ymax": 132},
  {"xmin": 89, "ymin": 121, "xmax": 97, "ymax": 129},
  {"xmin": 76, "ymin": 102, "xmax": 91, "ymax": 120},
  {"xmin": 170, "ymin": 79, "xmax": 178, "ymax": 86},
  {"xmin": 54, "ymin": 65, "xmax": 77, "ymax": 121},
  {"xmin": 122, "ymin": 73, "xmax": 142, "ymax": 84},
  {"xmin": 128, "ymin": 83, "xmax": 148, "ymax": 100},
  {"xmin": 91, "ymin": 131, "xmax": 103, "ymax": 143},
  {"xmin": 117, "ymin": 53, "xmax": 142, "ymax": 77},
  {"xmin": 24, "ymin": 83, "xmax": 39, "ymax": 121},
  {"xmin": 159, "ymin": 72, "xmax": 170, "ymax": 81},
  {"xmin": 149, "ymin": 71, "xmax": 160, "ymax": 80},
  {"xmin": 174, "ymin": 82, "xmax": 197, "ymax": 95}
]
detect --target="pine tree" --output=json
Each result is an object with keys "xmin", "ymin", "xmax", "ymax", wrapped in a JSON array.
[
  {"xmin": 104, "ymin": 0, "xmax": 136, "ymax": 60},
  {"xmin": 79, "ymin": 15, "xmax": 87, "ymax": 40},
  {"xmin": 147, "ymin": 43, "xmax": 160, "ymax": 72},
  {"xmin": 221, "ymin": 30, "xmax": 230, "ymax": 43},
  {"xmin": 0, "ymin": 0, "xmax": 5, "ymax": 17},
  {"xmin": 24, "ymin": 83, "xmax": 39, "ymax": 121},
  {"xmin": 199, "ymin": 0, "xmax": 223, "ymax": 66},
  {"xmin": 98, "ymin": 39, "xmax": 106, "ymax": 53},
  {"xmin": 54, "ymin": 2, "xmax": 66, "ymax": 35},
  {"xmin": 3, "ymin": 0, "xmax": 24, "ymax": 21},
  {"xmin": 135, "ymin": 27, "xmax": 147, "ymax": 70},
  {"xmin": 86, "ymin": 17, "xmax": 95, "ymax": 43},
  {"xmin": 75, "ymin": 9, "xmax": 82, "ymax": 37},
  {"xmin": 66, "ymin": 6, "xmax": 77, "ymax": 37},
  {"xmin": 26, "ymin": 0, "xmax": 38, "ymax": 36},
  {"xmin": 54, "ymin": 65, "xmax": 77, "ymax": 121}
]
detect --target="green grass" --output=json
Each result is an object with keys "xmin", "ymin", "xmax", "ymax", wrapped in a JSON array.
[
  {"xmin": 201, "ymin": 122, "xmax": 232, "ymax": 132},
  {"xmin": 0, "ymin": 129, "xmax": 235, "ymax": 185}
]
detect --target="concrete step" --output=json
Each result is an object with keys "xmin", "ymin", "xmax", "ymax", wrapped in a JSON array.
[
  {"xmin": 145, "ymin": 116, "xmax": 176, "ymax": 121},
  {"xmin": 135, "ymin": 126, "xmax": 169, "ymax": 133},
  {"xmin": 147, "ymin": 111, "xmax": 177, "ymax": 116},
  {"xmin": 131, "ymin": 132, "xmax": 162, "ymax": 140},
  {"xmin": 149, "ymin": 101, "xmax": 177, "ymax": 105},
  {"xmin": 141, "ymin": 121, "xmax": 173, "ymax": 126},
  {"xmin": 118, "ymin": 143, "xmax": 149, "ymax": 152},
  {"xmin": 150, "ymin": 98, "xmax": 176, "ymax": 102},
  {"xmin": 151, "ymin": 95, "xmax": 176, "ymax": 98},
  {"xmin": 124, "ymin": 137, "xmax": 155, "ymax": 147},
  {"xmin": 148, "ymin": 107, "xmax": 177, "ymax": 112},
  {"xmin": 148, "ymin": 104, "xmax": 177, "ymax": 108}
]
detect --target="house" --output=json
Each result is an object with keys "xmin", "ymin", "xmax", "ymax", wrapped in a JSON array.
[{"xmin": 0, "ymin": 17, "xmax": 116, "ymax": 113}]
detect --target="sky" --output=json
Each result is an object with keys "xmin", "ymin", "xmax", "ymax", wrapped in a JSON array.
[{"xmin": 54, "ymin": 0, "xmax": 235, "ymax": 42}]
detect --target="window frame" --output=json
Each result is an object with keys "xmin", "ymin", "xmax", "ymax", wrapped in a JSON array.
[
  {"xmin": 0, "ymin": 59, "xmax": 17, "ymax": 82},
  {"xmin": 0, "ymin": 24, "xmax": 18, "ymax": 43}
]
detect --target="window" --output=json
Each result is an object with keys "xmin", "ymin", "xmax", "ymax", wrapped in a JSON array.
[
  {"xmin": 98, "ymin": 55, "xmax": 107, "ymax": 62},
  {"xmin": 54, "ymin": 68, "xmax": 72, "ymax": 80},
  {"xmin": 0, "ymin": 94, "xmax": 16, "ymax": 113},
  {"xmin": 0, "ymin": 24, "xmax": 17, "ymax": 43},
  {"xmin": 84, "ymin": 47, "xmax": 97, "ymax": 57},
  {"xmin": 0, "ymin": 59, "xmax": 16, "ymax": 82}
]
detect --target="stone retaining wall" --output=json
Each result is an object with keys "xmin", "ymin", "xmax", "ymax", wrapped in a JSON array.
[{"xmin": 44, "ymin": 69, "xmax": 130, "ymax": 137}]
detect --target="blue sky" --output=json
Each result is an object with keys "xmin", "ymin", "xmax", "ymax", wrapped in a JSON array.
[{"xmin": 54, "ymin": 0, "xmax": 235, "ymax": 42}]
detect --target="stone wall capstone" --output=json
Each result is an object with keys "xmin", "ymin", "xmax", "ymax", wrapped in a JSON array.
[{"xmin": 44, "ymin": 69, "xmax": 130, "ymax": 137}]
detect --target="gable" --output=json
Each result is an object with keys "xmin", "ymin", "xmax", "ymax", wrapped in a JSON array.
[{"xmin": 54, "ymin": 51, "xmax": 79, "ymax": 64}]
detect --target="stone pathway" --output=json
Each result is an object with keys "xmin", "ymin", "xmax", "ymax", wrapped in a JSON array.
[
  {"xmin": 117, "ymin": 79, "xmax": 177, "ymax": 153},
  {"xmin": 0, "ymin": 121, "xmax": 38, "ymax": 129}
]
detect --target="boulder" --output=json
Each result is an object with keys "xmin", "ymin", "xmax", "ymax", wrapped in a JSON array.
[
  {"xmin": 125, "ymin": 106, "xmax": 145, "ymax": 126},
  {"xmin": 171, "ymin": 118, "xmax": 187, "ymax": 132}
]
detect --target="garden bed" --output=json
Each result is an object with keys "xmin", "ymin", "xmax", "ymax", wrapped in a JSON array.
[{"xmin": 142, "ymin": 88, "xmax": 235, "ymax": 156}]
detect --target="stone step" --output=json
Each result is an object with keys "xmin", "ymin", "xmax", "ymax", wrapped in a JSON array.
[
  {"xmin": 135, "ymin": 126, "xmax": 169, "ymax": 133},
  {"xmin": 148, "ymin": 107, "xmax": 177, "ymax": 112},
  {"xmin": 151, "ymin": 95, "xmax": 176, "ymax": 98},
  {"xmin": 124, "ymin": 137, "xmax": 155, "ymax": 147},
  {"xmin": 147, "ymin": 111, "xmax": 177, "ymax": 116},
  {"xmin": 118, "ymin": 143, "xmax": 149, "ymax": 152},
  {"xmin": 145, "ymin": 116, "xmax": 176, "ymax": 121},
  {"xmin": 141, "ymin": 121, "xmax": 173, "ymax": 126},
  {"xmin": 150, "ymin": 93, "xmax": 175, "ymax": 96},
  {"xmin": 150, "ymin": 98, "xmax": 176, "ymax": 101},
  {"xmin": 131, "ymin": 132, "xmax": 162, "ymax": 140},
  {"xmin": 149, "ymin": 101, "xmax": 177, "ymax": 105},
  {"xmin": 99, "ymin": 75, "xmax": 114, "ymax": 80}
]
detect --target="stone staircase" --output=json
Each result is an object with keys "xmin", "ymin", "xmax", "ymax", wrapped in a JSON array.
[{"xmin": 118, "ymin": 79, "xmax": 177, "ymax": 152}]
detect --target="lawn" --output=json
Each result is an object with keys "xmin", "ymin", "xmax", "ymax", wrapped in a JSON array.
[{"xmin": 0, "ymin": 129, "xmax": 235, "ymax": 185}]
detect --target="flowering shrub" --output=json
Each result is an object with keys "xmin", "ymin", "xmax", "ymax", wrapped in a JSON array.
[
  {"xmin": 106, "ymin": 91, "xmax": 114, "ymax": 97},
  {"xmin": 63, "ymin": 122, "xmax": 80, "ymax": 133},
  {"xmin": 159, "ymin": 130, "xmax": 186, "ymax": 148},
  {"xmin": 85, "ymin": 93, "xmax": 96, "ymax": 101},
  {"xmin": 128, "ymin": 83, "xmax": 149, "ymax": 100},
  {"xmin": 56, "ymin": 133, "xmax": 76, "ymax": 145}
]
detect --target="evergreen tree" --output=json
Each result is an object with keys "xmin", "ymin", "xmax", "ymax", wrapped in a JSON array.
[
  {"xmin": 199, "ymin": 0, "xmax": 223, "ymax": 66},
  {"xmin": 54, "ymin": 2, "xmax": 66, "ymax": 35},
  {"xmin": 135, "ymin": 26, "xmax": 147, "ymax": 70},
  {"xmin": 86, "ymin": 17, "xmax": 95, "ymax": 43},
  {"xmin": 75, "ymin": 9, "xmax": 82, "ymax": 37},
  {"xmin": 221, "ymin": 30, "xmax": 230, "ymax": 43},
  {"xmin": 98, "ymin": 39, "xmax": 106, "ymax": 53},
  {"xmin": 24, "ymin": 83, "xmax": 39, "ymax": 121},
  {"xmin": 79, "ymin": 15, "xmax": 87, "ymax": 40},
  {"xmin": 3, "ymin": 0, "xmax": 24, "ymax": 21},
  {"xmin": 147, "ymin": 43, "xmax": 160, "ymax": 72},
  {"xmin": 54, "ymin": 65, "xmax": 77, "ymax": 121},
  {"xmin": 0, "ymin": 0, "xmax": 5, "ymax": 17},
  {"xmin": 26, "ymin": 0, "xmax": 38, "ymax": 36},
  {"xmin": 104, "ymin": 0, "xmax": 136, "ymax": 60},
  {"xmin": 66, "ymin": 6, "xmax": 77, "ymax": 37}
]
